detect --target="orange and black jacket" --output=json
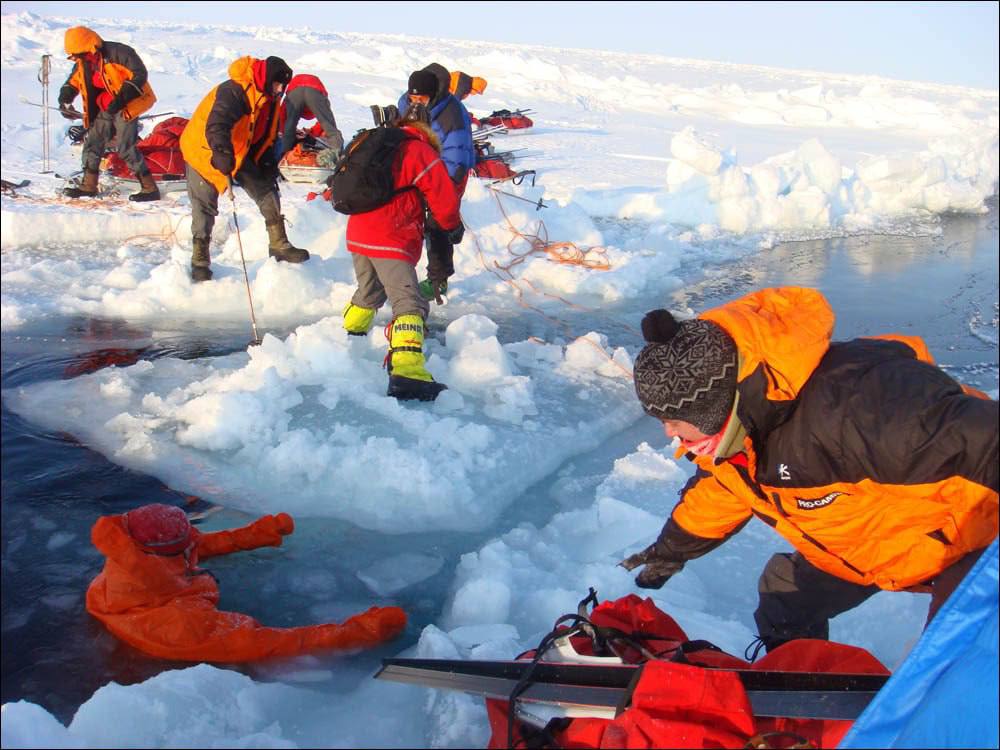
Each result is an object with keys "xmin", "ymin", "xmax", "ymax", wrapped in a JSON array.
[
  {"xmin": 180, "ymin": 57, "xmax": 281, "ymax": 194},
  {"xmin": 58, "ymin": 41, "xmax": 156, "ymax": 128},
  {"xmin": 652, "ymin": 288, "xmax": 998, "ymax": 591}
]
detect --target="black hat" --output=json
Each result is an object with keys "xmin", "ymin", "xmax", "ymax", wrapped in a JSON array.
[
  {"xmin": 632, "ymin": 310, "xmax": 738, "ymax": 435},
  {"xmin": 408, "ymin": 70, "xmax": 438, "ymax": 97},
  {"xmin": 265, "ymin": 56, "xmax": 293, "ymax": 92}
]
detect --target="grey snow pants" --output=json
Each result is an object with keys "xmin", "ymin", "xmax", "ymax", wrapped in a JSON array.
[
  {"xmin": 82, "ymin": 110, "xmax": 148, "ymax": 175},
  {"xmin": 350, "ymin": 254, "xmax": 428, "ymax": 321},
  {"xmin": 185, "ymin": 163, "xmax": 282, "ymax": 243}
]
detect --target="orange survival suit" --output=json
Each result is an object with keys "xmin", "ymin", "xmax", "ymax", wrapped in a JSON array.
[{"xmin": 85, "ymin": 504, "xmax": 406, "ymax": 662}]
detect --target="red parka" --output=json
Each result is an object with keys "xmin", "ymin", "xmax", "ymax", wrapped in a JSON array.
[
  {"xmin": 86, "ymin": 511, "xmax": 406, "ymax": 662},
  {"xmin": 345, "ymin": 123, "xmax": 460, "ymax": 265}
]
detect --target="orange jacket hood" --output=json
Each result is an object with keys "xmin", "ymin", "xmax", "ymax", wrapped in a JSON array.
[
  {"xmin": 701, "ymin": 287, "xmax": 834, "ymax": 402},
  {"xmin": 228, "ymin": 56, "xmax": 261, "ymax": 93}
]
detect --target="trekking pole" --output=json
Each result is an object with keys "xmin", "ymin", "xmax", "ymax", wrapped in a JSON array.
[
  {"xmin": 227, "ymin": 177, "xmax": 262, "ymax": 346},
  {"xmin": 18, "ymin": 97, "xmax": 174, "ymax": 122},
  {"xmin": 39, "ymin": 56, "xmax": 52, "ymax": 173}
]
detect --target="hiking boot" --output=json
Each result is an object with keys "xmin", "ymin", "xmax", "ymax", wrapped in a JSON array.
[
  {"xmin": 191, "ymin": 237, "xmax": 213, "ymax": 283},
  {"xmin": 266, "ymin": 217, "xmax": 310, "ymax": 263},
  {"xmin": 386, "ymin": 314, "xmax": 447, "ymax": 401},
  {"xmin": 343, "ymin": 302, "xmax": 376, "ymax": 336},
  {"xmin": 129, "ymin": 172, "xmax": 161, "ymax": 202},
  {"xmin": 418, "ymin": 278, "xmax": 448, "ymax": 302},
  {"xmin": 63, "ymin": 169, "xmax": 99, "ymax": 198}
]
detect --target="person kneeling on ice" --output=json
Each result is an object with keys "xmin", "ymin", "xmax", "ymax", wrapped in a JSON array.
[
  {"xmin": 179, "ymin": 55, "xmax": 308, "ymax": 283},
  {"xmin": 58, "ymin": 26, "xmax": 160, "ymax": 202},
  {"xmin": 86, "ymin": 503, "xmax": 406, "ymax": 661},
  {"xmin": 620, "ymin": 287, "xmax": 998, "ymax": 654},
  {"xmin": 341, "ymin": 109, "xmax": 462, "ymax": 402}
]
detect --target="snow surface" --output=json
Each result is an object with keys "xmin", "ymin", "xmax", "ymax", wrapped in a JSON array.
[{"xmin": 1, "ymin": 10, "xmax": 998, "ymax": 749}]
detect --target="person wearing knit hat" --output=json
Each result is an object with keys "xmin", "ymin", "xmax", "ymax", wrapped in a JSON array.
[
  {"xmin": 396, "ymin": 63, "xmax": 475, "ymax": 304},
  {"xmin": 621, "ymin": 287, "xmax": 998, "ymax": 655},
  {"xmin": 59, "ymin": 26, "xmax": 161, "ymax": 202},
  {"xmin": 180, "ymin": 54, "xmax": 309, "ymax": 283},
  {"xmin": 407, "ymin": 70, "xmax": 439, "ymax": 100}
]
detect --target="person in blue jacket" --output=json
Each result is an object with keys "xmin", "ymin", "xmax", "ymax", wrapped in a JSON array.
[{"xmin": 398, "ymin": 63, "xmax": 474, "ymax": 302}]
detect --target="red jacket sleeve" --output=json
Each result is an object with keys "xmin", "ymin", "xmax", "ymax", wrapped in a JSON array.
[
  {"xmin": 398, "ymin": 140, "xmax": 461, "ymax": 231},
  {"xmin": 196, "ymin": 513, "xmax": 293, "ymax": 559}
]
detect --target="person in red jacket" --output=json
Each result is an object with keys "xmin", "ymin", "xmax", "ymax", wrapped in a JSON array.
[
  {"xmin": 86, "ymin": 503, "xmax": 407, "ymax": 662},
  {"xmin": 342, "ymin": 111, "xmax": 462, "ymax": 402},
  {"xmin": 277, "ymin": 73, "xmax": 344, "ymax": 160}
]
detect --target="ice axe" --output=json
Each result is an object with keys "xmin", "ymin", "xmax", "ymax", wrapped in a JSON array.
[{"xmin": 227, "ymin": 177, "xmax": 262, "ymax": 347}]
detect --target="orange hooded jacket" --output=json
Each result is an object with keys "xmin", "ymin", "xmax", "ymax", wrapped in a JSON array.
[
  {"xmin": 62, "ymin": 27, "xmax": 156, "ymax": 128},
  {"xmin": 85, "ymin": 511, "xmax": 406, "ymax": 662},
  {"xmin": 670, "ymin": 287, "xmax": 998, "ymax": 590},
  {"xmin": 180, "ymin": 57, "xmax": 281, "ymax": 194}
]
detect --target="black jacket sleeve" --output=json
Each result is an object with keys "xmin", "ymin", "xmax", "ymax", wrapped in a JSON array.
[
  {"xmin": 102, "ymin": 41, "xmax": 148, "ymax": 88},
  {"xmin": 205, "ymin": 80, "xmax": 250, "ymax": 161}
]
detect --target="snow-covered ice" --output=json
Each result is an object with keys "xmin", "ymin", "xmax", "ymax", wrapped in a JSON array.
[{"xmin": 1, "ymin": 9, "xmax": 997, "ymax": 749}]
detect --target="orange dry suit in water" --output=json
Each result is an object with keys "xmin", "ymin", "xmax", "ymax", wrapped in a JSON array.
[{"xmin": 85, "ymin": 505, "xmax": 407, "ymax": 662}]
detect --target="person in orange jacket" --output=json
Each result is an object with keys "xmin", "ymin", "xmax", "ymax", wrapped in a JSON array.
[
  {"xmin": 86, "ymin": 503, "xmax": 406, "ymax": 662},
  {"xmin": 179, "ymin": 55, "xmax": 308, "ymax": 283},
  {"xmin": 58, "ymin": 26, "xmax": 160, "ymax": 202},
  {"xmin": 448, "ymin": 70, "xmax": 487, "ymax": 101},
  {"xmin": 621, "ymin": 287, "xmax": 998, "ymax": 653}
]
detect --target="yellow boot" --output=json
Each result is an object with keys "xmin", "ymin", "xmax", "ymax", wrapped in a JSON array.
[
  {"xmin": 386, "ymin": 314, "xmax": 447, "ymax": 401},
  {"xmin": 343, "ymin": 302, "xmax": 376, "ymax": 336}
]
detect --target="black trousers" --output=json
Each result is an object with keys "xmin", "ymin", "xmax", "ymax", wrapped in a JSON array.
[
  {"xmin": 753, "ymin": 552, "xmax": 878, "ymax": 651},
  {"xmin": 424, "ymin": 225, "xmax": 454, "ymax": 282}
]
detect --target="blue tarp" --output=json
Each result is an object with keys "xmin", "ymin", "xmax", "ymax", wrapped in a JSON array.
[{"xmin": 840, "ymin": 538, "xmax": 999, "ymax": 748}]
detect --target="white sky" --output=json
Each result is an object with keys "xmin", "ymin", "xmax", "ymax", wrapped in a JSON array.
[{"xmin": 4, "ymin": 0, "xmax": 999, "ymax": 89}]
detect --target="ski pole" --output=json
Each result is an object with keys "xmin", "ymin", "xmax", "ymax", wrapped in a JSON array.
[
  {"xmin": 18, "ymin": 97, "xmax": 174, "ymax": 121},
  {"xmin": 487, "ymin": 185, "xmax": 547, "ymax": 210},
  {"xmin": 227, "ymin": 177, "xmax": 262, "ymax": 346}
]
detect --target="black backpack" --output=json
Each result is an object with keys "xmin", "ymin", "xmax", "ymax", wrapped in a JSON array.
[{"xmin": 328, "ymin": 127, "xmax": 415, "ymax": 215}]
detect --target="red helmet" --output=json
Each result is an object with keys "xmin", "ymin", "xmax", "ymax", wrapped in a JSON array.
[{"xmin": 124, "ymin": 504, "xmax": 193, "ymax": 555}]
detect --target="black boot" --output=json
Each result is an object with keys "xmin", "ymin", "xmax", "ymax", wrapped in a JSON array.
[
  {"xmin": 129, "ymin": 172, "xmax": 161, "ymax": 203},
  {"xmin": 387, "ymin": 376, "xmax": 448, "ymax": 401},
  {"xmin": 191, "ymin": 237, "xmax": 213, "ymax": 283},
  {"xmin": 63, "ymin": 169, "xmax": 100, "ymax": 198},
  {"xmin": 266, "ymin": 217, "xmax": 310, "ymax": 263}
]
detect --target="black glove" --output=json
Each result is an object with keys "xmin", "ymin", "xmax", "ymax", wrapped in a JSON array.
[
  {"xmin": 446, "ymin": 223, "xmax": 465, "ymax": 245},
  {"xmin": 211, "ymin": 151, "xmax": 236, "ymax": 177},
  {"xmin": 619, "ymin": 543, "xmax": 685, "ymax": 589},
  {"xmin": 104, "ymin": 97, "xmax": 123, "ymax": 117},
  {"xmin": 58, "ymin": 101, "xmax": 79, "ymax": 120},
  {"xmin": 452, "ymin": 165, "xmax": 468, "ymax": 185}
]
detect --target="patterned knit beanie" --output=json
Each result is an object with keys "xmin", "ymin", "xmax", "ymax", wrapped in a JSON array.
[{"xmin": 633, "ymin": 310, "xmax": 738, "ymax": 435}]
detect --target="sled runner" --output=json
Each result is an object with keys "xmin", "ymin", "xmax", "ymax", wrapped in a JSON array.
[
  {"xmin": 278, "ymin": 142, "xmax": 337, "ymax": 184},
  {"xmin": 479, "ymin": 109, "xmax": 534, "ymax": 130}
]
